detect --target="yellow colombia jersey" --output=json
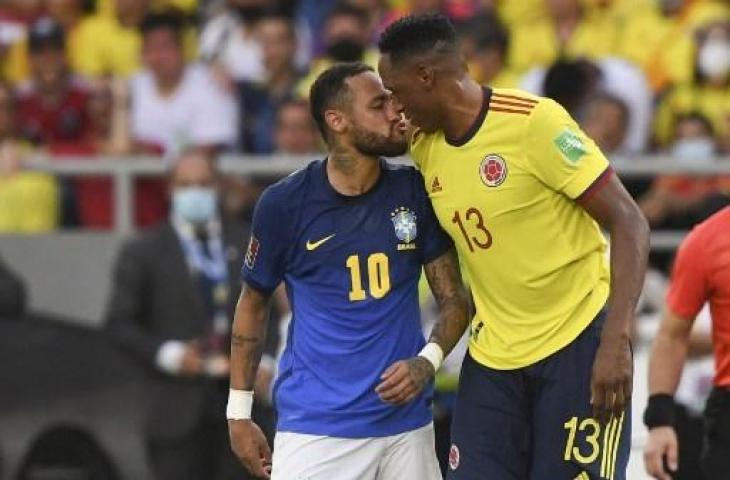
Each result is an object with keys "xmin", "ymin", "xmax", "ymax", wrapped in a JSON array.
[{"xmin": 410, "ymin": 88, "xmax": 610, "ymax": 370}]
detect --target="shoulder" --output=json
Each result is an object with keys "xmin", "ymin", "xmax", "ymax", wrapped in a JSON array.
[
  {"xmin": 490, "ymin": 88, "xmax": 543, "ymax": 118},
  {"xmin": 687, "ymin": 207, "xmax": 730, "ymax": 250},
  {"xmin": 184, "ymin": 63, "xmax": 215, "ymax": 88},
  {"xmin": 130, "ymin": 70, "xmax": 153, "ymax": 94},
  {"xmin": 257, "ymin": 160, "xmax": 322, "ymax": 208},
  {"xmin": 76, "ymin": 14, "xmax": 114, "ymax": 37},
  {"xmin": 383, "ymin": 161, "xmax": 423, "ymax": 184},
  {"xmin": 119, "ymin": 224, "xmax": 172, "ymax": 259}
]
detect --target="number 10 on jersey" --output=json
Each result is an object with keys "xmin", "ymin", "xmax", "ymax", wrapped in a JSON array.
[{"xmin": 346, "ymin": 253, "xmax": 391, "ymax": 301}]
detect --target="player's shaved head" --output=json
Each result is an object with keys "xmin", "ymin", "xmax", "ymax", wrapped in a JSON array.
[
  {"xmin": 309, "ymin": 61, "xmax": 373, "ymax": 143},
  {"xmin": 378, "ymin": 13, "xmax": 460, "ymax": 64}
]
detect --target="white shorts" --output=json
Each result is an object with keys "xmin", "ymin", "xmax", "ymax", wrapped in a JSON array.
[{"xmin": 271, "ymin": 422, "xmax": 442, "ymax": 480}]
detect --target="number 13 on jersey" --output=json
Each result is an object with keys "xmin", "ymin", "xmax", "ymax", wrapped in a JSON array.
[{"xmin": 452, "ymin": 207, "xmax": 492, "ymax": 252}]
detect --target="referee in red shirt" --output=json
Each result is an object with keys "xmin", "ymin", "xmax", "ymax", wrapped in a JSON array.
[{"xmin": 644, "ymin": 207, "xmax": 730, "ymax": 480}]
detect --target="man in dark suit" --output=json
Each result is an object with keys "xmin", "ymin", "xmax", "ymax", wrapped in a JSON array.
[{"xmin": 105, "ymin": 150, "xmax": 278, "ymax": 480}]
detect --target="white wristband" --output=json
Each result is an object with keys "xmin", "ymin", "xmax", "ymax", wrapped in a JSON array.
[
  {"xmin": 226, "ymin": 389, "xmax": 254, "ymax": 420},
  {"xmin": 418, "ymin": 342, "xmax": 444, "ymax": 373}
]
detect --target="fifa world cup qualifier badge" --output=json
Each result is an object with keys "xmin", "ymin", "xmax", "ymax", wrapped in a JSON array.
[
  {"xmin": 244, "ymin": 236, "xmax": 260, "ymax": 269},
  {"xmin": 449, "ymin": 444, "xmax": 460, "ymax": 470},
  {"xmin": 391, "ymin": 207, "xmax": 417, "ymax": 251},
  {"xmin": 480, "ymin": 154, "xmax": 507, "ymax": 187}
]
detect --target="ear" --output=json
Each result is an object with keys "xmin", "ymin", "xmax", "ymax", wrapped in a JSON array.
[
  {"xmin": 324, "ymin": 109, "xmax": 348, "ymax": 135},
  {"xmin": 416, "ymin": 64, "xmax": 435, "ymax": 90}
]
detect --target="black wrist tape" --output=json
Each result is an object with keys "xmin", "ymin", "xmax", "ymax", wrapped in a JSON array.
[{"xmin": 643, "ymin": 393, "xmax": 676, "ymax": 428}]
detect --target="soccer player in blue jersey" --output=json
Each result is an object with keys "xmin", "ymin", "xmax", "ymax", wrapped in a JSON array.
[{"xmin": 226, "ymin": 62, "xmax": 470, "ymax": 480}]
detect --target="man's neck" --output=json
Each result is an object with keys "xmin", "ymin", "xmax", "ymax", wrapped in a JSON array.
[
  {"xmin": 327, "ymin": 146, "xmax": 381, "ymax": 196},
  {"xmin": 268, "ymin": 68, "xmax": 296, "ymax": 96},
  {"xmin": 156, "ymin": 70, "xmax": 185, "ymax": 97},
  {"xmin": 441, "ymin": 77, "xmax": 485, "ymax": 143}
]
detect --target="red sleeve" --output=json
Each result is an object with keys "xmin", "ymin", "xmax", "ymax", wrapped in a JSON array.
[{"xmin": 666, "ymin": 228, "xmax": 709, "ymax": 320}]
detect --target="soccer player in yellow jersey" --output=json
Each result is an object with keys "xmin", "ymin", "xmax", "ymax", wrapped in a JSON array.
[{"xmin": 378, "ymin": 14, "xmax": 650, "ymax": 480}]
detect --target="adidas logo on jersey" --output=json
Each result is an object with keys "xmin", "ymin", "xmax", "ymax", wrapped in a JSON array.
[{"xmin": 431, "ymin": 176, "xmax": 443, "ymax": 193}]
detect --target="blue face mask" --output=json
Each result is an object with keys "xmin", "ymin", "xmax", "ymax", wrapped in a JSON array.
[{"xmin": 172, "ymin": 187, "xmax": 218, "ymax": 224}]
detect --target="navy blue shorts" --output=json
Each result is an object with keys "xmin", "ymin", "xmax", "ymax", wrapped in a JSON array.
[{"xmin": 447, "ymin": 313, "xmax": 631, "ymax": 480}]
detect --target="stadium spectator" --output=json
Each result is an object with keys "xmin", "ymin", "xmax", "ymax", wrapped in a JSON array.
[
  {"xmin": 462, "ymin": 14, "xmax": 518, "ymax": 88},
  {"xmin": 0, "ymin": 254, "xmax": 26, "ymax": 318},
  {"xmin": 639, "ymin": 113, "xmax": 729, "ymax": 230},
  {"xmin": 45, "ymin": 0, "xmax": 95, "ymax": 74},
  {"xmin": 582, "ymin": 93, "xmax": 630, "ymax": 155},
  {"xmin": 618, "ymin": 0, "xmax": 729, "ymax": 93},
  {"xmin": 105, "ymin": 150, "xmax": 276, "ymax": 480},
  {"xmin": 522, "ymin": 57, "xmax": 652, "ymax": 153},
  {"xmin": 16, "ymin": 18, "xmax": 90, "ymax": 148},
  {"xmin": 49, "ymin": 77, "xmax": 132, "ymax": 230},
  {"xmin": 644, "ymin": 206, "xmax": 730, "ymax": 479},
  {"xmin": 654, "ymin": 20, "xmax": 730, "ymax": 152},
  {"xmin": 507, "ymin": 0, "xmax": 619, "ymax": 74},
  {"xmin": 131, "ymin": 12, "xmax": 238, "ymax": 155},
  {"xmin": 274, "ymin": 99, "xmax": 321, "ymax": 155},
  {"xmin": 0, "ymin": 139, "xmax": 59, "ymax": 234},
  {"xmin": 199, "ymin": 0, "xmax": 270, "ymax": 84},
  {"xmin": 0, "ymin": 0, "xmax": 43, "ymax": 85},
  {"xmin": 237, "ymin": 10, "xmax": 301, "ymax": 153},
  {"xmin": 295, "ymin": 2, "xmax": 378, "ymax": 97},
  {"xmin": 73, "ymin": 0, "xmax": 151, "ymax": 77},
  {"xmin": 97, "ymin": 0, "xmax": 201, "ymax": 15}
]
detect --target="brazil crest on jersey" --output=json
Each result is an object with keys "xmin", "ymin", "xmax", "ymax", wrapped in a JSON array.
[{"xmin": 242, "ymin": 159, "xmax": 452, "ymax": 438}]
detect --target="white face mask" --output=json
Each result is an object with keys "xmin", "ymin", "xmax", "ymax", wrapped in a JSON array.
[
  {"xmin": 671, "ymin": 137, "xmax": 716, "ymax": 163},
  {"xmin": 698, "ymin": 38, "xmax": 730, "ymax": 80}
]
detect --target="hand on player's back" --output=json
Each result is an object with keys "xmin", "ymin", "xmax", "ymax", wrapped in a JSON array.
[
  {"xmin": 229, "ymin": 419, "xmax": 272, "ymax": 479},
  {"xmin": 376, "ymin": 356, "xmax": 435, "ymax": 406}
]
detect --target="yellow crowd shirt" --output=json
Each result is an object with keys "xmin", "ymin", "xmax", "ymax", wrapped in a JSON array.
[{"xmin": 410, "ymin": 88, "xmax": 610, "ymax": 370}]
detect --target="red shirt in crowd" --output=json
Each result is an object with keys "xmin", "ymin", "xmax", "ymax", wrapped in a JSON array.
[
  {"xmin": 16, "ymin": 83, "xmax": 91, "ymax": 146},
  {"xmin": 667, "ymin": 207, "xmax": 730, "ymax": 387}
]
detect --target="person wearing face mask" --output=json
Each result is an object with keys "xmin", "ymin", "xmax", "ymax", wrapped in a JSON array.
[
  {"xmin": 295, "ymin": 2, "xmax": 378, "ymax": 98},
  {"xmin": 105, "ymin": 150, "xmax": 278, "ymax": 480},
  {"xmin": 640, "ymin": 113, "xmax": 729, "ymax": 231},
  {"xmin": 655, "ymin": 20, "xmax": 730, "ymax": 151}
]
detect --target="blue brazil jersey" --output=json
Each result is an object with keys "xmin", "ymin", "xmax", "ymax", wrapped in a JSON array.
[{"xmin": 242, "ymin": 159, "xmax": 452, "ymax": 438}]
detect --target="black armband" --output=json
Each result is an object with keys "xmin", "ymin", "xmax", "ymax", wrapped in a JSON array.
[{"xmin": 643, "ymin": 393, "xmax": 676, "ymax": 429}]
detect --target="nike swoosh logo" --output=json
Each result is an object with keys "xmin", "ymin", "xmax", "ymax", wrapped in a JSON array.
[{"xmin": 306, "ymin": 234, "xmax": 335, "ymax": 251}]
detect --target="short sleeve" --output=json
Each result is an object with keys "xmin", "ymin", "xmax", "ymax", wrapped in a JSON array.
[
  {"xmin": 525, "ymin": 98, "xmax": 610, "ymax": 199},
  {"xmin": 666, "ymin": 228, "xmax": 709, "ymax": 320},
  {"xmin": 415, "ymin": 173, "xmax": 453, "ymax": 264},
  {"xmin": 241, "ymin": 188, "xmax": 288, "ymax": 293}
]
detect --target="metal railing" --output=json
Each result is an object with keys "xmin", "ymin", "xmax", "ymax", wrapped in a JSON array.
[{"xmin": 24, "ymin": 154, "xmax": 730, "ymax": 247}]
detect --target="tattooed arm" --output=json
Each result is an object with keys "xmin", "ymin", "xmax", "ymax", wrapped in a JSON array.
[
  {"xmin": 230, "ymin": 282, "xmax": 272, "ymax": 390},
  {"xmin": 377, "ymin": 248, "xmax": 469, "ymax": 405},
  {"xmin": 229, "ymin": 283, "xmax": 274, "ymax": 479},
  {"xmin": 423, "ymin": 247, "xmax": 471, "ymax": 356}
]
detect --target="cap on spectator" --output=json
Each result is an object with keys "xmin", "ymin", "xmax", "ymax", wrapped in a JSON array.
[{"xmin": 28, "ymin": 18, "xmax": 65, "ymax": 52}]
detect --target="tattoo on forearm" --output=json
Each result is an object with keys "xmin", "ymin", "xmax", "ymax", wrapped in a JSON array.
[{"xmin": 424, "ymin": 249, "xmax": 470, "ymax": 353}]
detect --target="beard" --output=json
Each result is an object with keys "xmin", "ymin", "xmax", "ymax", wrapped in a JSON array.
[{"xmin": 350, "ymin": 126, "xmax": 408, "ymax": 158}]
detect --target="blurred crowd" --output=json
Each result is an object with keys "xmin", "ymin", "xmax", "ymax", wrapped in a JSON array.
[{"xmin": 0, "ymin": 0, "xmax": 727, "ymax": 233}]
